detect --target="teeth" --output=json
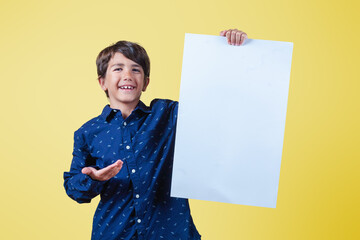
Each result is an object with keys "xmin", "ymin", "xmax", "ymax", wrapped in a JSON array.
[{"xmin": 120, "ymin": 86, "xmax": 134, "ymax": 89}]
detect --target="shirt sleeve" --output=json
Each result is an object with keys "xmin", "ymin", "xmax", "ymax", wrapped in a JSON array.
[
  {"xmin": 169, "ymin": 100, "xmax": 179, "ymax": 128},
  {"xmin": 63, "ymin": 129, "xmax": 106, "ymax": 204}
]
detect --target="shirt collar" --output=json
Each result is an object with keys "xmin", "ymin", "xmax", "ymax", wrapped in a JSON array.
[
  {"xmin": 135, "ymin": 100, "xmax": 152, "ymax": 114},
  {"xmin": 100, "ymin": 101, "xmax": 152, "ymax": 122}
]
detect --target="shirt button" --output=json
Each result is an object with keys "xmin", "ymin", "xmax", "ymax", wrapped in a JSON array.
[
  {"xmin": 126, "ymin": 145, "xmax": 130, "ymax": 150},
  {"xmin": 132, "ymin": 169, "xmax": 136, "ymax": 173},
  {"xmin": 137, "ymin": 219, "xmax": 141, "ymax": 223},
  {"xmin": 123, "ymin": 122, "xmax": 127, "ymax": 126},
  {"xmin": 135, "ymin": 194, "xmax": 140, "ymax": 198}
]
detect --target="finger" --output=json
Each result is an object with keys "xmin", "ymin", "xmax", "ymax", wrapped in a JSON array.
[
  {"xmin": 235, "ymin": 31, "xmax": 242, "ymax": 46},
  {"xmin": 226, "ymin": 31, "xmax": 231, "ymax": 44},
  {"xmin": 114, "ymin": 159, "xmax": 123, "ymax": 166},
  {"xmin": 96, "ymin": 160, "xmax": 123, "ymax": 180},
  {"xmin": 111, "ymin": 160, "xmax": 123, "ymax": 174},
  {"xmin": 220, "ymin": 29, "xmax": 231, "ymax": 37},
  {"xmin": 231, "ymin": 30, "xmax": 237, "ymax": 45},
  {"xmin": 101, "ymin": 160, "xmax": 122, "ymax": 171},
  {"xmin": 239, "ymin": 33, "xmax": 248, "ymax": 46},
  {"xmin": 105, "ymin": 160, "xmax": 123, "ymax": 172}
]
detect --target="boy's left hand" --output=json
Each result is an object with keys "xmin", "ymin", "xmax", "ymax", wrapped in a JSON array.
[{"xmin": 220, "ymin": 29, "xmax": 248, "ymax": 46}]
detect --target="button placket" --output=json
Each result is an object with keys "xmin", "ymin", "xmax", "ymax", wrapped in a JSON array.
[{"xmin": 122, "ymin": 120, "xmax": 145, "ymax": 229}]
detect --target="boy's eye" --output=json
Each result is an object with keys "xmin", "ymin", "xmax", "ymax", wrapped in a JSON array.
[
  {"xmin": 114, "ymin": 68, "xmax": 122, "ymax": 71},
  {"xmin": 133, "ymin": 68, "xmax": 140, "ymax": 72}
]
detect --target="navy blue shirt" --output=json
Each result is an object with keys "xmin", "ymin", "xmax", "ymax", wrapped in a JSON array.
[{"xmin": 64, "ymin": 99, "xmax": 201, "ymax": 240}]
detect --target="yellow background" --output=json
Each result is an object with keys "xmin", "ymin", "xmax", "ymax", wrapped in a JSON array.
[{"xmin": 1, "ymin": 0, "xmax": 359, "ymax": 239}]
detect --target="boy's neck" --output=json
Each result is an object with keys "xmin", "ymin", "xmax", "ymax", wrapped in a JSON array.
[{"xmin": 110, "ymin": 101, "xmax": 139, "ymax": 119}]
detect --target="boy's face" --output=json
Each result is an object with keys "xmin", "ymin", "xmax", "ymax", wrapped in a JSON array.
[{"xmin": 99, "ymin": 52, "xmax": 149, "ymax": 109}]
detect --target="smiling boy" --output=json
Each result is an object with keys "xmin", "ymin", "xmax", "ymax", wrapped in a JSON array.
[{"xmin": 64, "ymin": 29, "xmax": 247, "ymax": 240}]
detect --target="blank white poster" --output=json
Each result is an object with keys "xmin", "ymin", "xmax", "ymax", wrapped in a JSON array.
[{"xmin": 171, "ymin": 33, "xmax": 293, "ymax": 208}]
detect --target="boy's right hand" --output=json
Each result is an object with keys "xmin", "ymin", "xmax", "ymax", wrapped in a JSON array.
[{"xmin": 81, "ymin": 160, "xmax": 123, "ymax": 181}]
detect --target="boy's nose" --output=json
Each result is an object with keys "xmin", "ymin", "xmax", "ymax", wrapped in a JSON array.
[{"xmin": 123, "ymin": 69, "xmax": 132, "ymax": 80}]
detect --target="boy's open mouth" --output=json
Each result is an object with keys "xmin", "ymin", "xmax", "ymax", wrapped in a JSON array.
[{"xmin": 119, "ymin": 85, "xmax": 135, "ymax": 90}]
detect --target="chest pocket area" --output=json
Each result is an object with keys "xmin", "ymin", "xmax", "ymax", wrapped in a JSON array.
[{"xmin": 131, "ymin": 130, "xmax": 164, "ymax": 161}]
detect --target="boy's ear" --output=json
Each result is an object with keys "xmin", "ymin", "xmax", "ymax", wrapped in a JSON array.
[
  {"xmin": 98, "ymin": 77, "xmax": 107, "ymax": 91},
  {"xmin": 142, "ymin": 77, "xmax": 150, "ymax": 91}
]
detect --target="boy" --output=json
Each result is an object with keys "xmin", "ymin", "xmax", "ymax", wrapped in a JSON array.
[{"xmin": 64, "ymin": 29, "xmax": 247, "ymax": 240}]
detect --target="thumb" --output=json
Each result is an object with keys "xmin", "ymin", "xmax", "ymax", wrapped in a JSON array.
[{"xmin": 82, "ymin": 167, "xmax": 96, "ymax": 177}]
